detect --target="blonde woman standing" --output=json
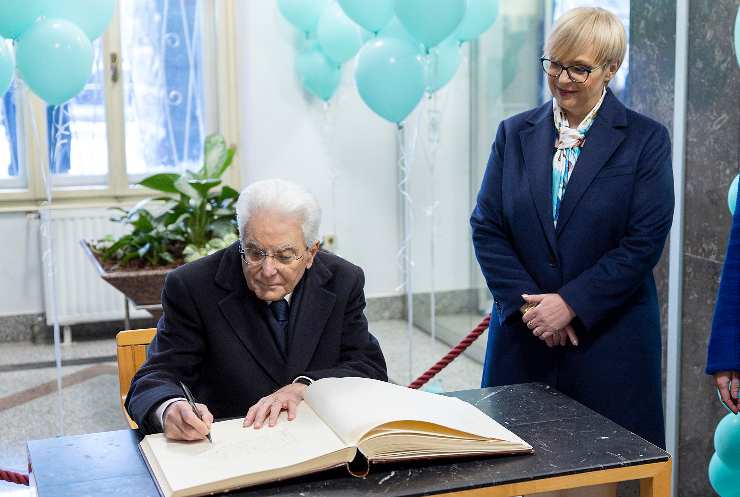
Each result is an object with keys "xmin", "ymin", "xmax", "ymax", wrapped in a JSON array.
[{"xmin": 471, "ymin": 9, "xmax": 674, "ymax": 494}]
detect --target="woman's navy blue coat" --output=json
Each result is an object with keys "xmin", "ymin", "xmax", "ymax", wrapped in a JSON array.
[{"xmin": 471, "ymin": 90, "xmax": 674, "ymax": 448}]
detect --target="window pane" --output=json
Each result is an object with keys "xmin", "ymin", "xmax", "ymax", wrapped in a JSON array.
[
  {"xmin": 0, "ymin": 83, "xmax": 21, "ymax": 187},
  {"xmin": 48, "ymin": 39, "xmax": 109, "ymax": 185},
  {"xmin": 120, "ymin": 0, "xmax": 206, "ymax": 179}
]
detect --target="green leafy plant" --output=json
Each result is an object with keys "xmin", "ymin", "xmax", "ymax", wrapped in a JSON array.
[{"xmin": 92, "ymin": 134, "xmax": 239, "ymax": 269}]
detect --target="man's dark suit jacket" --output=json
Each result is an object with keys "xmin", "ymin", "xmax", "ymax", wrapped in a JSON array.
[
  {"xmin": 125, "ymin": 243, "xmax": 388, "ymax": 434},
  {"xmin": 471, "ymin": 89, "xmax": 674, "ymax": 448}
]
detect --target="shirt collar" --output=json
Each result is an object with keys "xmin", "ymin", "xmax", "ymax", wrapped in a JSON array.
[{"xmin": 267, "ymin": 293, "xmax": 292, "ymax": 305}]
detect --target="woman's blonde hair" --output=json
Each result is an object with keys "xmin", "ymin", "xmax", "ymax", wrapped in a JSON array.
[{"xmin": 545, "ymin": 7, "xmax": 626, "ymax": 69}]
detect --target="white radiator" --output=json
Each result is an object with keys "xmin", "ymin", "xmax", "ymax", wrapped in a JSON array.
[{"xmin": 38, "ymin": 207, "xmax": 150, "ymax": 325}]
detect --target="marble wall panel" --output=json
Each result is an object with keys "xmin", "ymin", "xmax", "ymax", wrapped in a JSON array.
[{"xmin": 630, "ymin": 0, "xmax": 739, "ymax": 495}]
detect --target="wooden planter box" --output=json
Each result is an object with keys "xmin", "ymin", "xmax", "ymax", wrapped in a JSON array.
[{"xmin": 80, "ymin": 240, "xmax": 171, "ymax": 309}]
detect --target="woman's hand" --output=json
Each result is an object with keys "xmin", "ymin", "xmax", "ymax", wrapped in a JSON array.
[
  {"xmin": 714, "ymin": 371, "xmax": 740, "ymax": 414},
  {"xmin": 522, "ymin": 293, "xmax": 578, "ymax": 345},
  {"xmin": 541, "ymin": 324, "xmax": 579, "ymax": 347}
]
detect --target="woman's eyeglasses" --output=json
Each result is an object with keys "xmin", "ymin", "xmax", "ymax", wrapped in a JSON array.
[{"xmin": 540, "ymin": 57, "xmax": 604, "ymax": 84}]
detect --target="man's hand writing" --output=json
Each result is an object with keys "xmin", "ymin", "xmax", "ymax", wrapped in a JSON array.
[
  {"xmin": 163, "ymin": 401, "xmax": 213, "ymax": 441},
  {"xmin": 243, "ymin": 383, "xmax": 307, "ymax": 429}
]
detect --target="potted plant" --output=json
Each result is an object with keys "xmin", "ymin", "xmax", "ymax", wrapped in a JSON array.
[{"xmin": 82, "ymin": 134, "xmax": 239, "ymax": 311}]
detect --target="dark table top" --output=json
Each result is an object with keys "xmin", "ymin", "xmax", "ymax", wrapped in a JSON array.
[{"xmin": 27, "ymin": 383, "xmax": 669, "ymax": 497}]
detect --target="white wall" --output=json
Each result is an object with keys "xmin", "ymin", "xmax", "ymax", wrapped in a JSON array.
[{"xmin": 236, "ymin": 2, "xmax": 474, "ymax": 297}]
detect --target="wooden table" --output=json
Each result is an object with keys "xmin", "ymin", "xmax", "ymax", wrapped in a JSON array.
[{"xmin": 27, "ymin": 383, "xmax": 671, "ymax": 497}]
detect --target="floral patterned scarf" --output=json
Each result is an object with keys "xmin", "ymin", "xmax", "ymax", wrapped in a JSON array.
[{"xmin": 552, "ymin": 89, "xmax": 606, "ymax": 226}]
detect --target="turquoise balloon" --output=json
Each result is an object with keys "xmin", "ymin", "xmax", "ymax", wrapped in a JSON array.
[
  {"xmin": 729, "ymin": 174, "xmax": 738, "ymax": 216},
  {"xmin": 735, "ymin": 7, "xmax": 739, "ymax": 67},
  {"xmin": 338, "ymin": 0, "xmax": 394, "ymax": 34},
  {"xmin": 393, "ymin": 0, "xmax": 467, "ymax": 50},
  {"xmin": 425, "ymin": 36, "xmax": 462, "ymax": 92},
  {"xmin": 16, "ymin": 19, "xmax": 93, "ymax": 105},
  {"xmin": 0, "ymin": 0, "xmax": 47, "ymax": 40},
  {"xmin": 715, "ymin": 412, "xmax": 740, "ymax": 469},
  {"xmin": 0, "ymin": 39, "xmax": 14, "ymax": 95},
  {"xmin": 379, "ymin": 17, "xmax": 420, "ymax": 48},
  {"xmin": 44, "ymin": 0, "xmax": 117, "ymax": 40},
  {"xmin": 455, "ymin": 0, "xmax": 499, "ymax": 42},
  {"xmin": 317, "ymin": 3, "xmax": 363, "ymax": 66},
  {"xmin": 295, "ymin": 44, "xmax": 340, "ymax": 101},
  {"xmin": 277, "ymin": 0, "xmax": 328, "ymax": 35},
  {"xmin": 709, "ymin": 452, "xmax": 740, "ymax": 497},
  {"xmin": 355, "ymin": 37, "xmax": 425, "ymax": 124}
]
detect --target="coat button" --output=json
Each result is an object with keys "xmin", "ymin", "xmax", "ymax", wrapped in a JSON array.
[{"xmin": 548, "ymin": 257, "xmax": 557, "ymax": 268}]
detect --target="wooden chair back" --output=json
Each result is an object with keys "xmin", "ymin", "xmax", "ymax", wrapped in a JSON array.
[{"xmin": 115, "ymin": 328, "xmax": 156, "ymax": 429}]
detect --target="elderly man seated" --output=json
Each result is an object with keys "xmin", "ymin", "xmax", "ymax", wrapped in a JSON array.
[{"xmin": 126, "ymin": 179, "xmax": 388, "ymax": 440}]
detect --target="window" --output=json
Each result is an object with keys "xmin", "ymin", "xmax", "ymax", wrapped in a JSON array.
[{"xmin": 0, "ymin": 0, "xmax": 238, "ymax": 206}]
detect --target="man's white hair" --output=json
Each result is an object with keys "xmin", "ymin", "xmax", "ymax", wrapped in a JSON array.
[{"xmin": 236, "ymin": 179, "xmax": 322, "ymax": 245}]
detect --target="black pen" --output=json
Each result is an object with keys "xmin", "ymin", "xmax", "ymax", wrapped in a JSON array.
[{"xmin": 179, "ymin": 381, "xmax": 213, "ymax": 443}]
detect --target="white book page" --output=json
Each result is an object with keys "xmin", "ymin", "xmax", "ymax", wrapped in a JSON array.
[
  {"xmin": 142, "ymin": 402, "xmax": 348, "ymax": 494},
  {"xmin": 304, "ymin": 378, "xmax": 529, "ymax": 447}
]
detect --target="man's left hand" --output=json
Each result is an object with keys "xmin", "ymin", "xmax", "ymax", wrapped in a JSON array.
[
  {"xmin": 522, "ymin": 293, "xmax": 576, "ymax": 338},
  {"xmin": 243, "ymin": 383, "xmax": 307, "ymax": 429}
]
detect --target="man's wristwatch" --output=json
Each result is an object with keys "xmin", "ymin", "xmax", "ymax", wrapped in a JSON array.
[{"xmin": 292, "ymin": 375, "xmax": 314, "ymax": 386}]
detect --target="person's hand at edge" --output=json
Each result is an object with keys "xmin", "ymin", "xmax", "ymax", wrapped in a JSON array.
[{"xmin": 714, "ymin": 371, "xmax": 740, "ymax": 414}]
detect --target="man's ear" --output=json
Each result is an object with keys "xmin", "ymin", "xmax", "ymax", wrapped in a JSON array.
[{"xmin": 305, "ymin": 241, "xmax": 320, "ymax": 268}]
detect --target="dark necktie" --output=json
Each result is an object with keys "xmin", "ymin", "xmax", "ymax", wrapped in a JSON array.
[{"xmin": 269, "ymin": 299, "xmax": 290, "ymax": 355}]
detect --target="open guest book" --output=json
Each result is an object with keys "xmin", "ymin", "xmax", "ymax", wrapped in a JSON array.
[{"xmin": 139, "ymin": 377, "xmax": 534, "ymax": 497}]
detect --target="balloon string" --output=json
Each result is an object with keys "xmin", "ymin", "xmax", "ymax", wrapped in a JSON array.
[
  {"xmin": 422, "ymin": 68, "xmax": 455, "ymax": 348},
  {"xmin": 396, "ymin": 103, "xmax": 423, "ymax": 384},
  {"xmin": 23, "ymin": 78, "xmax": 66, "ymax": 436}
]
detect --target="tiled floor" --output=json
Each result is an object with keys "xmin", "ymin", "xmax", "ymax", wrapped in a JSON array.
[
  {"xmin": 0, "ymin": 316, "xmax": 485, "ymax": 480},
  {"xmin": 0, "ymin": 337, "xmax": 127, "ymax": 473}
]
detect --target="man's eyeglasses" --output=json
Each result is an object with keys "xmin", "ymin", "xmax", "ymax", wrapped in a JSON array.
[
  {"xmin": 540, "ymin": 57, "xmax": 604, "ymax": 84},
  {"xmin": 239, "ymin": 241, "xmax": 306, "ymax": 266}
]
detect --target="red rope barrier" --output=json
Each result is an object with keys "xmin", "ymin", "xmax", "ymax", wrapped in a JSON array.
[
  {"xmin": 0, "ymin": 468, "xmax": 29, "ymax": 486},
  {"xmin": 408, "ymin": 314, "xmax": 491, "ymax": 390}
]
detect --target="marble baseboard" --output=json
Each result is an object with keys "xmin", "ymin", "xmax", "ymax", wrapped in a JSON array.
[
  {"xmin": 365, "ymin": 295, "xmax": 406, "ymax": 321},
  {"xmin": 0, "ymin": 315, "xmax": 157, "ymax": 344},
  {"xmin": 32, "ymin": 317, "xmax": 159, "ymax": 344},
  {"xmin": 0, "ymin": 314, "xmax": 43, "ymax": 343}
]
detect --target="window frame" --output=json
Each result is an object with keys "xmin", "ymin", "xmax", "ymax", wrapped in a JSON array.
[{"xmin": 0, "ymin": 0, "xmax": 241, "ymax": 211}]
